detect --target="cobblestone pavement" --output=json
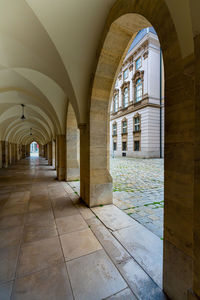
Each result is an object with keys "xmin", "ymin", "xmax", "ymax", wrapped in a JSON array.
[
  {"xmin": 69, "ymin": 157, "xmax": 164, "ymax": 239},
  {"xmin": 110, "ymin": 157, "xmax": 164, "ymax": 239}
]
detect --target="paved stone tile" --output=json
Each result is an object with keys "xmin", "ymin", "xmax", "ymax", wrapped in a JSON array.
[
  {"xmin": 0, "ymin": 214, "xmax": 24, "ymax": 230},
  {"xmin": 56, "ymin": 214, "xmax": 88, "ymax": 235},
  {"xmin": 89, "ymin": 221, "xmax": 130, "ymax": 264},
  {"xmin": 0, "ymin": 281, "xmax": 13, "ymax": 300},
  {"xmin": 0, "ymin": 245, "xmax": 20, "ymax": 283},
  {"xmin": 17, "ymin": 237, "xmax": 63, "ymax": 277},
  {"xmin": 0, "ymin": 204, "xmax": 28, "ymax": 217},
  {"xmin": 91, "ymin": 205, "xmax": 135, "ymax": 231},
  {"xmin": 12, "ymin": 263, "xmax": 73, "ymax": 300},
  {"xmin": 113, "ymin": 221, "xmax": 163, "ymax": 288},
  {"xmin": 103, "ymin": 288, "xmax": 137, "ymax": 300},
  {"xmin": 0, "ymin": 227, "xmax": 23, "ymax": 249},
  {"xmin": 67, "ymin": 249, "xmax": 127, "ymax": 300},
  {"xmin": 28, "ymin": 199, "xmax": 51, "ymax": 212},
  {"xmin": 22, "ymin": 223, "xmax": 58, "ymax": 244},
  {"xmin": 4, "ymin": 192, "xmax": 30, "ymax": 207},
  {"xmin": 25, "ymin": 210, "xmax": 55, "ymax": 227},
  {"xmin": 52, "ymin": 198, "xmax": 79, "ymax": 218},
  {"xmin": 117, "ymin": 258, "xmax": 167, "ymax": 300},
  {"xmin": 61, "ymin": 228, "xmax": 102, "ymax": 261},
  {"xmin": 75, "ymin": 202, "xmax": 95, "ymax": 220}
]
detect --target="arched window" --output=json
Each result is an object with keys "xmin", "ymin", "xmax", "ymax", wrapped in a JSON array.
[
  {"xmin": 113, "ymin": 94, "xmax": 118, "ymax": 112},
  {"xmin": 135, "ymin": 78, "xmax": 142, "ymax": 102},
  {"xmin": 123, "ymin": 87, "xmax": 128, "ymax": 107}
]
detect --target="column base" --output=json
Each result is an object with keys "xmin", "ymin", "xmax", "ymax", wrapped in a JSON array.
[
  {"xmin": 57, "ymin": 167, "xmax": 65, "ymax": 181},
  {"xmin": 89, "ymin": 170, "xmax": 113, "ymax": 207},
  {"xmin": 66, "ymin": 168, "xmax": 80, "ymax": 181}
]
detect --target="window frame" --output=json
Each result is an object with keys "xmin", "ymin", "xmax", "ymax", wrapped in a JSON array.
[
  {"xmin": 113, "ymin": 142, "xmax": 117, "ymax": 151},
  {"xmin": 122, "ymin": 141, "xmax": 127, "ymax": 151},
  {"xmin": 123, "ymin": 87, "xmax": 129, "ymax": 107},
  {"xmin": 135, "ymin": 56, "xmax": 142, "ymax": 70},
  {"xmin": 122, "ymin": 119, "xmax": 127, "ymax": 134},
  {"xmin": 123, "ymin": 68, "xmax": 128, "ymax": 80},
  {"xmin": 134, "ymin": 114, "xmax": 141, "ymax": 132},
  {"xmin": 112, "ymin": 122, "xmax": 117, "ymax": 136},
  {"xmin": 134, "ymin": 140, "xmax": 140, "ymax": 151},
  {"xmin": 113, "ymin": 93, "xmax": 118, "ymax": 112},
  {"xmin": 135, "ymin": 78, "xmax": 142, "ymax": 102}
]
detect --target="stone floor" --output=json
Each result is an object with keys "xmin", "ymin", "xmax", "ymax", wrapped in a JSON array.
[
  {"xmin": 0, "ymin": 157, "xmax": 166, "ymax": 300},
  {"xmin": 70, "ymin": 157, "xmax": 164, "ymax": 238}
]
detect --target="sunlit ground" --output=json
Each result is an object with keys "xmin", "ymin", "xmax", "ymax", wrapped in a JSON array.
[{"xmin": 30, "ymin": 152, "xmax": 39, "ymax": 157}]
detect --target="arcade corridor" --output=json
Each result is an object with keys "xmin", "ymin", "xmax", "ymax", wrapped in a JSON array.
[{"xmin": 0, "ymin": 157, "xmax": 164, "ymax": 300}]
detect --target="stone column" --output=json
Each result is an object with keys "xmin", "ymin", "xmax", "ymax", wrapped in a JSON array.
[
  {"xmin": 4, "ymin": 142, "xmax": 8, "ymax": 168},
  {"xmin": 15, "ymin": 144, "xmax": 19, "ymax": 161},
  {"xmin": 17, "ymin": 144, "xmax": 20, "ymax": 161},
  {"xmin": 22, "ymin": 145, "xmax": 26, "ymax": 158},
  {"xmin": 27, "ymin": 144, "xmax": 30, "ymax": 157},
  {"xmin": 11, "ymin": 143, "xmax": 15, "ymax": 163},
  {"xmin": 39, "ymin": 144, "xmax": 43, "ymax": 157},
  {"xmin": 8, "ymin": 143, "xmax": 11, "ymax": 165},
  {"xmin": 43, "ymin": 145, "xmax": 46, "ymax": 158},
  {"xmin": 44, "ymin": 144, "xmax": 47, "ymax": 159},
  {"xmin": 66, "ymin": 121, "xmax": 80, "ymax": 181},
  {"xmin": 0, "ymin": 141, "xmax": 2, "ymax": 168},
  {"xmin": 89, "ymin": 100, "xmax": 113, "ymax": 207},
  {"xmin": 163, "ymin": 55, "xmax": 195, "ymax": 300},
  {"xmin": 55, "ymin": 139, "xmax": 57, "ymax": 170},
  {"xmin": 48, "ymin": 141, "xmax": 52, "ymax": 166},
  {"xmin": 79, "ymin": 124, "xmax": 90, "ymax": 204},
  {"xmin": 56, "ymin": 135, "xmax": 66, "ymax": 181},
  {"xmin": 52, "ymin": 140, "xmax": 56, "ymax": 169},
  {"xmin": 192, "ymin": 33, "xmax": 200, "ymax": 300}
]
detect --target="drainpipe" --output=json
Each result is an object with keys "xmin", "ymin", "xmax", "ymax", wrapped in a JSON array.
[{"xmin": 160, "ymin": 48, "xmax": 162, "ymax": 158}]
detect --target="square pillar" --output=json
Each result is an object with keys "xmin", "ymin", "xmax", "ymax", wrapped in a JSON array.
[
  {"xmin": 66, "ymin": 126, "xmax": 80, "ymax": 181},
  {"xmin": 79, "ymin": 124, "xmax": 90, "ymax": 205},
  {"xmin": 56, "ymin": 135, "xmax": 66, "ymax": 181},
  {"xmin": 48, "ymin": 141, "xmax": 52, "ymax": 165},
  {"xmin": 0, "ymin": 141, "xmax": 2, "ymax": 168}
]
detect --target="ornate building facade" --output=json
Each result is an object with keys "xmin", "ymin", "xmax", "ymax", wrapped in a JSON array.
[{"xmin": 110, "ymin": 27, "xmax": 164, "ymax": 158}]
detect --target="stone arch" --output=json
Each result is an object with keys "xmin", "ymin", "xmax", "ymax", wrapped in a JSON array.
[{"xmin": 82, "ymin": 0, "xmax": 195, "ymax": 299}]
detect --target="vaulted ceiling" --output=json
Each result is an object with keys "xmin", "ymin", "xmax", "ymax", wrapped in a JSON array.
[{"xmin": 0, "ymin": 0, "xmax": 196, "ymax": 145}]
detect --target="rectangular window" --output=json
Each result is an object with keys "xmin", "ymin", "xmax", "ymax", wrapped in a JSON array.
[
  {"xmin": 123, "ymin": 69, "xmax": 128, "ymax": 80},
  {"xmin": 134, "ymin": 141, "xmax": 140, "ymax": 151},
  {"xmin": 113, "ymin": 94, "xmax": 118, "ymax": 112},
  {"xmin": 113, "ymin": 123, "xmax": 117, "ymax": 136},
  {"xmin": 134, "ymin": 117, "xmax": 140, "ymax": 132},
  {"xmin": 113, "ymin": 142, "xmax": 117, "ymax": 151},
  {"xmin": 122, "ymin": 141, "xmax": 127, "ymax": 151},
  {"xmin": 122, "ymin": 120, "xmax": 127, "ymax": 134},
  {"xmin": 123, "ymin": 87, "xmax": 128, "ymax": 107},
  {"xmin": 136, "ymin": 57, "xmax": 142, "ymax": 70},
  {"xmin": 135, "ymin": 78, "xmax": 142, "ymax": 102}
]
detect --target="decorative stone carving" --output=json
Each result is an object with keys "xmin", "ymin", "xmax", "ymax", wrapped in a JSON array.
[{"xmin": 143, "ymin": 50, "xmax": 149, "ymax": 59}]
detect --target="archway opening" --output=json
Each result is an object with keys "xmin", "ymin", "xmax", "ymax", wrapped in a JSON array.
[
  {"xmin": 30, "ymin": 141, "xmax": 39, "ymax": 157},
  {"xmin": 88, "ymin": 11, "xmax": 170, "ymax": 294},
  {"xmin": 107, "ymin": 25, "xmax": 165, "ymax": 289},
  {"xmin": 110, "ymin": 27, "xmax": 164, "ymax": 239}
]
